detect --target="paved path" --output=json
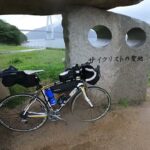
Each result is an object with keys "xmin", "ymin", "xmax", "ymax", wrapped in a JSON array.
[{"xmin": 0, "ymin": 48, "xmax": 45, "ymax": 54}]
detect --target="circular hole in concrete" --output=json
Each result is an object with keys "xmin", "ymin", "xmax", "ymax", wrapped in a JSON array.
[
  {"xmin": 126, "ymin": 28, "xmax": 146, "ymax": 48},
  {"xmin": 88, "ymin": 25, "xmax": 112, "ymax": 48}
]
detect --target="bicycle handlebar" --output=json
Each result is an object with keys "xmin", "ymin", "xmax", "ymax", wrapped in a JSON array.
[{"xmin": 65, "ymin": 62, "xmax": 100, "ymax": 80}]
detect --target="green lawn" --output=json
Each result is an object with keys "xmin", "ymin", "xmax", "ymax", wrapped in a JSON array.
[
  {"xmin": 0, "ymin": 49, "xmax": 65, "ymax": 81},
  {"xmin": 0, "ymin": 44, "xmax": 30, "ymax": 52}
]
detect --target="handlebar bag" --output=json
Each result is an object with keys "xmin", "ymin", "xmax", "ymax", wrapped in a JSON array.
[
  {"xmin": 81, "ymin": 64, "xmax": 100, "ymax": 85},
  {"xmin": 59, "ymin": 70, "xmax": 75, "ymax": 82}
]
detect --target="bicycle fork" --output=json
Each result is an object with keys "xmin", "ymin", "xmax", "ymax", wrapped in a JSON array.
[{"xmin": 78, "ymin": 83, "xmax": 94, "ymax": 108}]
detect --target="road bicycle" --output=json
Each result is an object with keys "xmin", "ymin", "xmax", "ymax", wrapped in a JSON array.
[{"xmin": 0, "ymin": 62, "xmax": 111, "ymax": 132}]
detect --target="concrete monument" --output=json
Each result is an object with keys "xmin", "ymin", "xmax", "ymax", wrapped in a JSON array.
[{"xmin": 62, "ymin": 7, "xmax": 150, "ymax": 103}]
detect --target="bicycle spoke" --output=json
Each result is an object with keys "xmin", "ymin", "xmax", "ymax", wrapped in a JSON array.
[{"xmin": 0, "ymin": 94, "xmax": 48, "ymax": 131}]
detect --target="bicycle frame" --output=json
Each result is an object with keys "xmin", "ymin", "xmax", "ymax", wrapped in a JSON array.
[
  {"xmin": 22, "ymin": 82, "xmax": 93, "ymax": 120},
  {"xmin": 0, "ymin": 63, "xmax": 111, "ymax": 131}
]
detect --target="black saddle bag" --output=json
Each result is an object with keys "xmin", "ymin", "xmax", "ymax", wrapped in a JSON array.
[
  {"xmin": 16, "ymin": 72, "xmax": 40, "ymax": 88},
  {"xmin": 2, "ymin": 72, "xmax": 40, "ymax": 88}
]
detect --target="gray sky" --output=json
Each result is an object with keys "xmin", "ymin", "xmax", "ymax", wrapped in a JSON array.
[
  {"xmin": 0, "ymin": 0, "xmax": 149, "ymax": 30},
  {"xmin": 110, "ymin": 0, "xmax": 150, "ymax": 24},
  {"xmin": 0, "ymin": 15, "xmax": 62, "ymax": 30}
]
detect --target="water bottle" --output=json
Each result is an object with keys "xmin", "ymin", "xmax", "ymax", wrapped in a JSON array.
[{"xmin": 44, "ymin": 88, "xmax": 57, "ymax": 106}]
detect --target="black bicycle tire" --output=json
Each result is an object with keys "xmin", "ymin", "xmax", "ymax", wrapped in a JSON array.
[
  {"xmin": 71, "ymin": 86, "xmax": 111, "ymax": 122},
  {"xmin": 0, "ymin": 94, "xmax": 48, "ymax": 132}
]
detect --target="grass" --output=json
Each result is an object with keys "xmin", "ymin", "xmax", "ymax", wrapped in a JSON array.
[
  {"xmin": 0, "ymin": 47, "xmax": 65, "ymax": 94},
  {"xmin": 118, "ymin": 98, "xmax": 129, "ymax": 108},
  {"xmin": 0, "ymin": 49, "xmax": 65, "ymax": 80},
  {"xmin": 0, "ymin": 44, "xmax": 30, "ymax": 52}
]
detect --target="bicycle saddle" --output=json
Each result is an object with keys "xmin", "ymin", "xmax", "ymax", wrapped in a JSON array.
[{"xmin": 23, "ymin": 70, "xmax": 44, "ymax": 75}]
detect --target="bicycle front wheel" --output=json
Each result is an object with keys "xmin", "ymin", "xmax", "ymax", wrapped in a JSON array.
[
  {"xmin": 0, "ymin": 94, "xmax": 48, "ymax": 132},
  {"xmin": 72, "ymin": 86, "xmax": 111, "ymax": 122}
]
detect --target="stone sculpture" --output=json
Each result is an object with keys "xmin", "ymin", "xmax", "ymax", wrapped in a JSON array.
[{"xmin": 62, "ymin": 6, "xmax": 150, "ymax": 103}]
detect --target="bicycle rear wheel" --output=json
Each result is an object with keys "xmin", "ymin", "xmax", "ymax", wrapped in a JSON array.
[
  {"xmin": 71, "ymin": 86, "xmax": 111, "ymax": 122},
  {"xmin": 0, "ymin": 94, "xmax": 48, "ymax": 132}
]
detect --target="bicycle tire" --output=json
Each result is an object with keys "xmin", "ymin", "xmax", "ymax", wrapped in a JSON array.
[
  {"xmin": 71, "ymin": 86, "xmax": 111, "ymax": 122},
  {"xmin": 0, "ymin": 94, "xmax": 48, "ymax": 132}
]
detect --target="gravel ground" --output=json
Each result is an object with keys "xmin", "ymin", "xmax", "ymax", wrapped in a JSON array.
[{"xmin": 1, "ymin": 90, "xmax": 150, "ymax": 150}]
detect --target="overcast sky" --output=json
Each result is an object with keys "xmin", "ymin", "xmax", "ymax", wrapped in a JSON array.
[
  {"xmin": 110, "ymin": 0, "xmax": 150, "ymax": 23},
  {"xmin": 0, "ymin": 0, "xmax": 149, "ymax": 30}
]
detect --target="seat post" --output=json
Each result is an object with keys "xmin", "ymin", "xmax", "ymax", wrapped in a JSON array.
[{"xmin": 36, "ymin": 84, "xmax": 42, "ymax": 90}]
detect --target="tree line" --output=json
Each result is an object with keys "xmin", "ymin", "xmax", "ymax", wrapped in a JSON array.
[{"xmin": 0, "ymin": 19, "xmax": 27, "ymax": 45}]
